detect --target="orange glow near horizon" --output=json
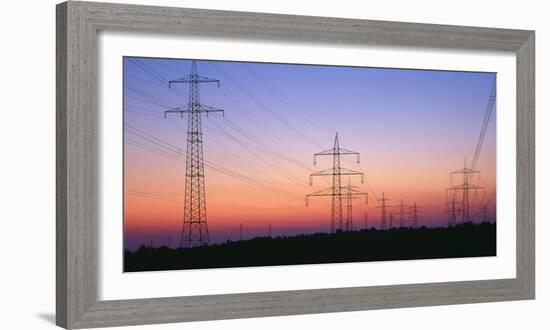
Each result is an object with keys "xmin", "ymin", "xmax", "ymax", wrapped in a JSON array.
[{"xmin": 122, "ymin": 58, "xmax": 497, "ymax": 250}]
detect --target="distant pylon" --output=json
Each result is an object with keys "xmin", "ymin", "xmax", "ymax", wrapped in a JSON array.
[
  {"xmin": 377, "ymin": 192, "xmax": 390, "ymax": 230},
  {"xmin": 306, "ymin": 133, "xmax": 367, "ymax": 233},
  {"xmin": 399, "ymin": 198, "xmax": 406, "ymax": 228},
  {"xmin": 345, "ymin": 179, "xmax": 358, "ymax": 231},
  {"xmin": 410, "ymin": 202, "xmax": 421, "ymax": 228},
  {"xmin": 164, "ymin": 60, "xmax": 224, "ymax": 248},
  {"xmin": 389, "ymin": 212, "xmax": 394, "ymax": 229},
  {"xmin": 450, "ymin": 192, "xmax": 458, "ymax": 226},
  {"xmin": 268, "ymin": 222, "xmax": 272, "ymax": 238},
  {"xmin": 482, "ymin": 205, "xmax": 487, "ymax": 223},
  {"xmin": 445, "ymin": 190, "xmax": 462, "ymax": 227},
  {"xmin": 448, "ymin": 158, "xmax": 484, "ymax": 224},
  {"xmin": 364, "ymin": 208, "xmax": 369, "ymax": 229}
]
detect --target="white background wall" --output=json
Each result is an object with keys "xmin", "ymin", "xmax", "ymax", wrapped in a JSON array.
[{"xmin": 0, "ymin": 0, "xmax": 547, "ymax": 329}]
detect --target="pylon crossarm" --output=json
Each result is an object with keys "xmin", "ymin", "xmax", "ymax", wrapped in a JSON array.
[
  {"xmin": 337, "ymin": 168, "xmax": 365, "ymax": 183},
  {"xmin": 451, "ymin": 168, "xmax": 480, "ymax": 175},
  {"xmin": 197, "ymin": 104, "xmax": 225, "ymax": 115},
  {"xmin": 341, "ymin": 185, "xmax": 361, "ymax": 191},
  {"xmin": 306, "ymin": 189, "xmax": 340, "ymax": 205},
  {"xmin": 164, "ymin": 105, "xmax": 224, "ymax": 116},
  {"xmin": 339, "ymin": 148, "xmax": 361, "ymax": 163},
  {"xmin": 342, "ymin": 187, "xmax": 367, "ymax": 196},
  {"xmin": 314, "ymin": 148, "xmax": 337, "ymax": 156},
  {"xmin": 306, "ymin": 187, "xmax": 335, "ymax": 197},
  {"xmin": 168, "ymin": 75, "xmax": 220, "ymax": 87},
  {"xmin": 313, "ymin": 148, "xmax": 336, "ymax": 164},
  {"xmin": 447, "ymin": 183, "xmax": 485, "ymax": 191},
  {"xmin": 342, "ymin": 189, "xmax": 368, "ymax": 204},
  {"xmin": 340, "ymin": 168, "xmax": 364, "ymax": 176},
  {"xmin": 163, "ymin": 107, "xmax": 184, "ymax": 118},
  {"xmin": 309, "ymin": 167, "xmax": 363, "ymax": 184},
  {"xmin": 343, "ymin": 192, "xmax": 364, "ymax": 199},
  {"xmin": 309, "ymin": 168, "xmax": 334, "ymax": 176},
  {"xmin": 313, "ymin": 149, "xmax": 360, "ymax": 163},
  {"xmin": 195, "ymin": 75, "xmax": 220, "ymax": 86},
  {"xmin": 309, "ymin": 168, "xmax": 333, "ymax": 184}
]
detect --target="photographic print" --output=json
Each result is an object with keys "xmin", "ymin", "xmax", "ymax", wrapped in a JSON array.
[{"xmin": 123, "ymin": 57, "xmax": 496, "ymax": 272}]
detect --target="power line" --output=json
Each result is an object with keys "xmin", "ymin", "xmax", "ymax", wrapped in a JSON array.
[
  {"xmin": 200, "ymin": 64, "xmax": 297, "ymax": 157},
  {"xmin": 470, "ymin": 78, "xmax": 496, "ymax": 173},
  {"xmin": 127, "ymin": 58, "xmax": 189, "ymax": 98},
  {"xmin": 125, "ymin": 59, "xmax": 386, "ymax": 208},
  {"xmin": 170, "ymin": 115, "xmax": 314, "ymax": 188},
  {"xmin": 125, "ymin": 84, "xmax": 181, "ymax": 108},
  {"xmin": 129, "ymin": 60, "xmax": 335, "ymax": 190},
  {"xmin": 124, "ymin": 59, "xmax": 377, "ymax": 228},
  {"xmin": 125, "ymin": 128, "xmax": 308, "ymax": 202},
  {"xmin": 242, "ymin": 63, "xmax": 333, "ymax": 133},
  {"xmin": 208, "ymin": 62, "xmax": 324, "ymax": 148}
]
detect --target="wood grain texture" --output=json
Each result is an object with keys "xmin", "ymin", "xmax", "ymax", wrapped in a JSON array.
[
  {"xmin": 57, "ymin": 2, "xmax": 98, "ymax": 327},
  {"xmin": 56, "ymin": 3, "xmax": 68, "ymax": 328},
  {"xmin": 56, "ymin": 1, "xmax": 536, "ymax": 328},
  {"xmin": 515, "ymin": 32, "xmax": 536, "ymax": 297}
]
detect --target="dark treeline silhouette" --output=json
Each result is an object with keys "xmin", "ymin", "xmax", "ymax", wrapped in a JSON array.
[{"xmin": 124, "ymin": 222, "xmax": 496, "ymax": 272}]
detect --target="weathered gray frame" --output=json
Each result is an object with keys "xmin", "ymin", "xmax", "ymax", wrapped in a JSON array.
[{"xmin": 56, "ymin": 1, "xmax": 535, "ymax": 328}]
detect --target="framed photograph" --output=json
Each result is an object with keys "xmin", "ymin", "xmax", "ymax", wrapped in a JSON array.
[{"xmin": 56, "ymin": 1, "xmax": 535, "ymax": 328}]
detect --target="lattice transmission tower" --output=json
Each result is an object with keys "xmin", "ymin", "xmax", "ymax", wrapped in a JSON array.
[
  {"xmin": 398, "ymin": 197, "xmax": 407, "ymax": 228},
  {"xmin": 345, "ymin": 179, "xmax": 361, "ymax": 231},
  {"xmin": 444, "ymin": 190, "xmax": 462, "ymax": 227},
  {"xmin": 377, "ymin": 192, "xmax": 390, "ymax": 230},
  {"xmin": 306, "ymin": 133, "xmax": 367, "ymax": 233},
  {"xmin": 164, "ymin": 60, "xmax": 224, "ymax": 248},
  {"xmin": 410, "ymin": 201, "xmax": 422, "ymax": 228},
  {"xmin": 447, "ymin": 158, "xmax": 484, "ymax": 224}
]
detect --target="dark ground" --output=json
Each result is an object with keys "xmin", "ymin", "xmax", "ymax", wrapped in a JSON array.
[{"xmin": 124, "ymin": 222, "xmax": 496, "ymax": 272}]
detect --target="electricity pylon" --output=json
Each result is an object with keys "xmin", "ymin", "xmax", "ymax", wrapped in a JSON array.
[
  {"xmin": 410, "ymin": 202, "xmax": 422, "ymax": 228},
  {"xmin": 364, "ymin": 208, "xmax": 369, "ymax": 229},
  {"xmin": 444, "ymin": 190, "xmax": 462, "ymax": 227},
  {"xmin": 164, "ymin": 60, "xmax": 224, "ymax": 248},
  {"xmin": 448, "ymin": 158, "xmax": 484, "ymax": 224},
  {"xmin": 398, "ymin": 197, "xmax": 406, "ymax": 228},
  {"xmin": 389, "ymin": 211, "xmax": 394, "ymax": 229},
  {"xmin": 306, "ymin": 133, "xmax": 367, "ymax": 233},
  {"xmin": 377, "ymin": 192, "xmax": 390, "ymax": 230},
  {"xmin": 345, "ymin": 179, "xmax": 360, "ymax": 231}
]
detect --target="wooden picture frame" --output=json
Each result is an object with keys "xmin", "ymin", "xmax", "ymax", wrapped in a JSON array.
[{"xmin": 56, "ymin": 1, "xmax": 535, "ymax": 328}]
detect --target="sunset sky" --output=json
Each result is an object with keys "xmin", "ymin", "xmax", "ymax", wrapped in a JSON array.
[{"xmin": 123, "ymin": 57, "xmax": 496, "ymax": 251}]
